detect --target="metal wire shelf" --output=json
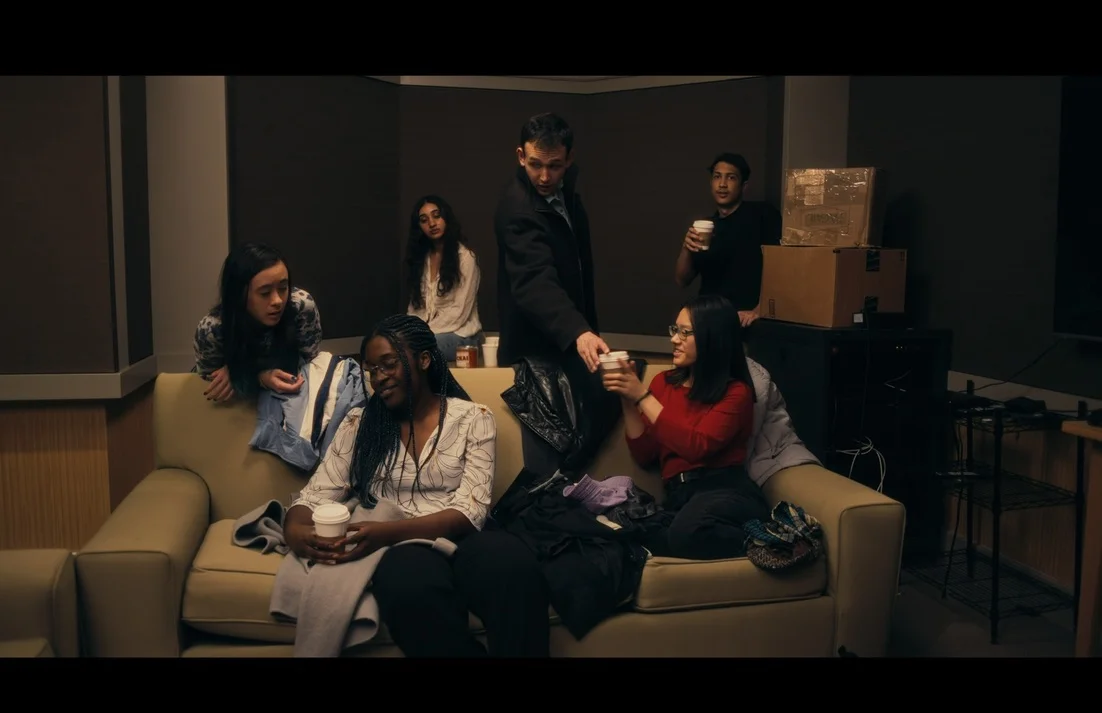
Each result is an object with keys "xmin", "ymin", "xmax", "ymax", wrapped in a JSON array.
[
  {"xmin": 908, "ymin": 548, "xmax": 1074, "ymax": 619},
  {"xmin": 935, "ymin": 463, "xmax": 1077, "ymax": 511}
]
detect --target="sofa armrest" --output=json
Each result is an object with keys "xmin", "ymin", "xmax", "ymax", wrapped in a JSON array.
[
  {"xmin": 762, "ymin": 463, "xmax": 905, "ymax": 658},
  {"xmin": 76, "ymin": 468, "xmax": 210, "ymax": 657},
  {"xmin": 0, "ymin": 549, "xmax": 80, "ymax": 657}
]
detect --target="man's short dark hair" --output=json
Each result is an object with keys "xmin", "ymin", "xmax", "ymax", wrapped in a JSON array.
[
  {"xmin": 708, "ymin": 152, "xmax": 751, "ymax": 182},
  {"xmin": 520, "ymin": 113, "xmax": 574, "ymax": 154}
]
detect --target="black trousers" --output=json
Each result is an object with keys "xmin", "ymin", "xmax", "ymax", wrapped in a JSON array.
[
  {"xmin": 650, "ymin": 466, "xmax": 771, "ymax": 561},
  {"xmin": 521, "ymin": 426, "xmax": 563, "ymax": 478},
  {"xmin": 372, "ymin": 527, "xmax": 550, "ymax": 657}
]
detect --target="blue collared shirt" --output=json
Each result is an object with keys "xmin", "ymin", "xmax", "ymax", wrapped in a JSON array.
[{"xmin": 545, "ymin": 187, "xmax": 573, "ymax": 231}]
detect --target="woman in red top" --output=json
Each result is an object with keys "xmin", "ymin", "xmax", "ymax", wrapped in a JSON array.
[{"xmin": 602, "ymin": 294, "xmax": 770, "ymax": 560}]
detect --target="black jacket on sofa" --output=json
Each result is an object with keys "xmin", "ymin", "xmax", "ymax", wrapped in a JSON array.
[
  {"xmin": 501, "ymin": 355, "xmax": 647, "ymax": 478},
  {"xmin": 493, "ymin": 356, "xmax": 654, "ymax": 638},
  {"xmin": 490, "ymin": 468, "xmax": 649, "ymax": 640}
]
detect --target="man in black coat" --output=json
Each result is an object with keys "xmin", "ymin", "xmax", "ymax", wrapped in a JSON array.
[
  {"xmin": 494, "ymin": 112, "xmax": 609, "ymax": 476},
  {"xmin": 494, "ymin": 112, "xmax": 608, "ymax": 373}
]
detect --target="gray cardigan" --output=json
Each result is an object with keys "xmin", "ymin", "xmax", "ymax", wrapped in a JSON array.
[{"xmin": 745, "ymin": 357, "xmax": 822, "ymax": 487}]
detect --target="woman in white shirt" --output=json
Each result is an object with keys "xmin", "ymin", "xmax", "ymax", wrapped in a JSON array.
[
  {"xmin": 405, "ymin": 195, "xmax": 484, "ymax": 361},
  {"xmin": 282, "ymin": 314, "xmax": 549, "ymax": 657}
]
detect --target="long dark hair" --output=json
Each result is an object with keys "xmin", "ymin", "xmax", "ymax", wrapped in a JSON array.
[
  {"xmin": 350, "ymin": 314, "xmax": 471, "ymax": 505},
  {"xmin": 216, "ymin": 242, "xmax": 300, "ymax": 398},
  {"xmin": 405, "ymin": 195, "xmax": 473, "ymax": 311},
  {"xmin": 665, "ymin": 294, "xmax": 756, "ymax": 404}
]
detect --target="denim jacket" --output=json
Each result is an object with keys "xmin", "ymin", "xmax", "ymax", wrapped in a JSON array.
[{"xmin": 249, "ymin": 351, "xmax": 366, "ymax": 472}]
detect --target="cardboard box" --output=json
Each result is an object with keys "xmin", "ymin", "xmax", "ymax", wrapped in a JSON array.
[
  {"xmin": 781, "ymin": 167, "xmax": 887, "ymax": 247},
  {"xmin": 760, "ymin": 246, "xmax": 907, "ymax": 328}
]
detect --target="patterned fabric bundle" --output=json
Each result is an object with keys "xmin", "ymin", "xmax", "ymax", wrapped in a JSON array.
[{"xmin": 743, "ymin": 501, "xmax": 824, "ymax": 571}]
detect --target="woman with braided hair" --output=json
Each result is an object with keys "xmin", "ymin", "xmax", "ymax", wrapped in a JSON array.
[{"xmin": 283, "ymin": 314, "xmax": 550, "ymax": 657}]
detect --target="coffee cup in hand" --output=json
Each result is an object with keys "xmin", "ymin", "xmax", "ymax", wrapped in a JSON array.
[
  {"xmin": 312, "ymin": 503, "xmax": 351, "ymax": 540},
  {"xmin": 598, "ymin": 351, "xmax": 631, "ymax": 375},
  {"xmin": 692, "ymin": 220, "xmax": 714, "ymax": 250}
]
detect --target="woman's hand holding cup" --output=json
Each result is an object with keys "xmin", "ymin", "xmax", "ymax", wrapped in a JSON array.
[{"xmin": 600, "ymin": 352, "xmax": 646, "ymax": 402}]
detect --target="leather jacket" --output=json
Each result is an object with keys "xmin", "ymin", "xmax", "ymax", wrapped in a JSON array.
[{"xmin": 501, "ymin": 354, "xmax": 648, "ymax": 478}]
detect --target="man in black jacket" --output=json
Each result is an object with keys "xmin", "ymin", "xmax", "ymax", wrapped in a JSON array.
[
  {"xmin": 675, "ymin": 152, "xmax": 781, "ymax": 328},
  {"xmin": 494, "ymin": 112, "xmax": 608, "ymax": 372},
  {"xmin": 675, "ymin": 152, "xmax": 781, "ymax": 358},
  {"xmin": 495, "ymin": 112, "xmax": 609, "ymax": 476}
]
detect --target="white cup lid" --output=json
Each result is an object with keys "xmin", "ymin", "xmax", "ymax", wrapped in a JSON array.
[
  {"xmin": 600, "ymin": 351, "xmax": 629, "ymax": 362},
  {"xmin": 693, "ymin": 220, "xmax": 714, "ymax": 228},
  {"xmin": 313, "ymin": 503, "xmax": 350, "ymax": 525}
]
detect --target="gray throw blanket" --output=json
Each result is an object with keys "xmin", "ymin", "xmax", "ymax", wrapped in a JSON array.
[{"xmin": 232, "ymin": 498, "xmax": 459, "ymax": 657}]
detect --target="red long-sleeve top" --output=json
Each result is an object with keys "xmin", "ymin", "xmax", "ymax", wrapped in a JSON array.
[{"xmin": 625, "ymin": 372, "xmax": 754, "ymax": 480}]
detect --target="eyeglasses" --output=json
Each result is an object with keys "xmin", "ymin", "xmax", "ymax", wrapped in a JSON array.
[
  {"xmin": 668, "ymin": 325, "xmax": 694, "ymax": 340},
  {"xmin": 363, "ymin": 358, "xmax": 401, "ymax": 378}
]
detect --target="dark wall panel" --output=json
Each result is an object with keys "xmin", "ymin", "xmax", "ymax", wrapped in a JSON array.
[
  {"xmin": 397, "ymin": 88, "xmax": 590, "ymax": 332},
  {"xmin": 120, "ymin": 75, "xmax": 153, "ymax": 364},
  {"xmin": 586, "ymin": 78, "xmax": 773, "ymax": 335},
  {"xmin": 763, "ymin": 75, "xmax": 786, "ymax": 211},
  {"xmin": 227, "ymin": 78, "xmax": 773, "ymax": 344},
  {"xmin": 848, "ymin": 75, "xmax": 1102, "ymax": 398},
  {"xmin": 227, "ymin": 76, "xmax": 400, "ymax": 340},
  {"xmin": 0, "ymin": 76, "xmax": 116, "ymax": 374},
  {"xmin": 398, "ymin": 79, "xmax": 773, "ymax": 337},
  {"xmin": 1053, "ymin": 76, "xmax": 1102, "ymax": 343}
]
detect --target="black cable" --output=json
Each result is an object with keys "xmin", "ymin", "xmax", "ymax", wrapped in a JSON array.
[
  {"xmin": 968, "ymin": 340, "xmax": 1061, "ymax": 393},
  {"xmin": 857, "ymin": 317, "xmax": 872, "ymax": 436},
  {"xmin": 941, "ymin": 423, "xmax": 967, "ymax": 596}
]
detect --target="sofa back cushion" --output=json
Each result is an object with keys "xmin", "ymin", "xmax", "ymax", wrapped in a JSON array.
[
  {"xmin": 152, "ymin": 364, "xmax": 675, "ymax": 522},
  {"xmin": 449, "ymin": 365, "xmax": 671, "ymax": 504}
]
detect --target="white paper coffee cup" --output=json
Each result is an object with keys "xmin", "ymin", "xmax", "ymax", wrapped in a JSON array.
[
  {"xmin": 598, "ymin": 350, "xmax": 631, "ymax": 373},
  {"xmin": 692, "ymin": 220, "xmax": 714, "ymax": 250},
  {"xmin": 312, "ymin": 503, "xmax": 350, "ymax": 539},
  {"xmin": 482, "ymin": 344, "xmax": 499, "ymax": 367}
]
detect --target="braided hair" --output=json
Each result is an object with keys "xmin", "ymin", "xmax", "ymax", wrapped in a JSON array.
[{"xmin": 350, "ymin": 314, "xmax": 471, "ymax": 506}]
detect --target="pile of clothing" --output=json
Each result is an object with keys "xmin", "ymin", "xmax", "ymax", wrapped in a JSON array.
[
  {"xmin": 742, "ymin": 501, "xmax": 824, "ymax": 571},
  {"xmin": 490, "ymin": 470, "xmax": 670, "ymax": 640}
]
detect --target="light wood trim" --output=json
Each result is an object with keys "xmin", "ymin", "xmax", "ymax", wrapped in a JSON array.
[
  {"xmin": 1062, "ymin": 420, "xmax": 1102, "ymax": 657},
  {"xmin": 0, "ymin": 382, "xmax": 155, "ymax": 550},
  {"xmin": 105, "ymin": 380, "xmax": 156, "ymax": 510},
  {"xmin": 1077, "ymin": 441, "xmax": 1102, "ymax": 656},
  {"xmin": 0, "ymin": 404, "xmax": 111, "ymax": 550},
  {"xmin": 1063, "ymin": 420, "xmax": 1102, "ymax": 442}
]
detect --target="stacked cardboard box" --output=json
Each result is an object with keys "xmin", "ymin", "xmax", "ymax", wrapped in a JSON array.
[{"xmin": 759, "ymin": 167, "xmax": 907, "ymax": 328}]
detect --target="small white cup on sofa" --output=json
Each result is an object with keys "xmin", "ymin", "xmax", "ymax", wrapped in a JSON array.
[{"xmin": 483, "ymin": 336, "xmax": 500, "ymax": 367}]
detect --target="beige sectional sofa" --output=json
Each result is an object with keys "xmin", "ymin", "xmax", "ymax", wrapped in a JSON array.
[
  {"xmin": 0, "ymin": 548, "xmax": 80, "ymax": 657},
  {"xmin": 75, "ymin": 365, "xmax": 905, "ymax": 657}
]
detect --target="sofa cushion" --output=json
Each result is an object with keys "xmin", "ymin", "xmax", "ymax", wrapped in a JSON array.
[
  {"xmin": 0, "ymin": 637, "xmax": 54, "ymax": 657},
  {"xmin": 183, "ymin": 520, "xmax": 563, "ymax": 645},
  {"xmin": 186, "ymin": 519, "xmax": 825, "ymax": 644},
  {"xmin": 182, "ymin": 520, "xmax": 294, "ymax": 643},
  {"xmin": 633, "ymin": 554, "xmax": 826, "ymax": 612}
]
